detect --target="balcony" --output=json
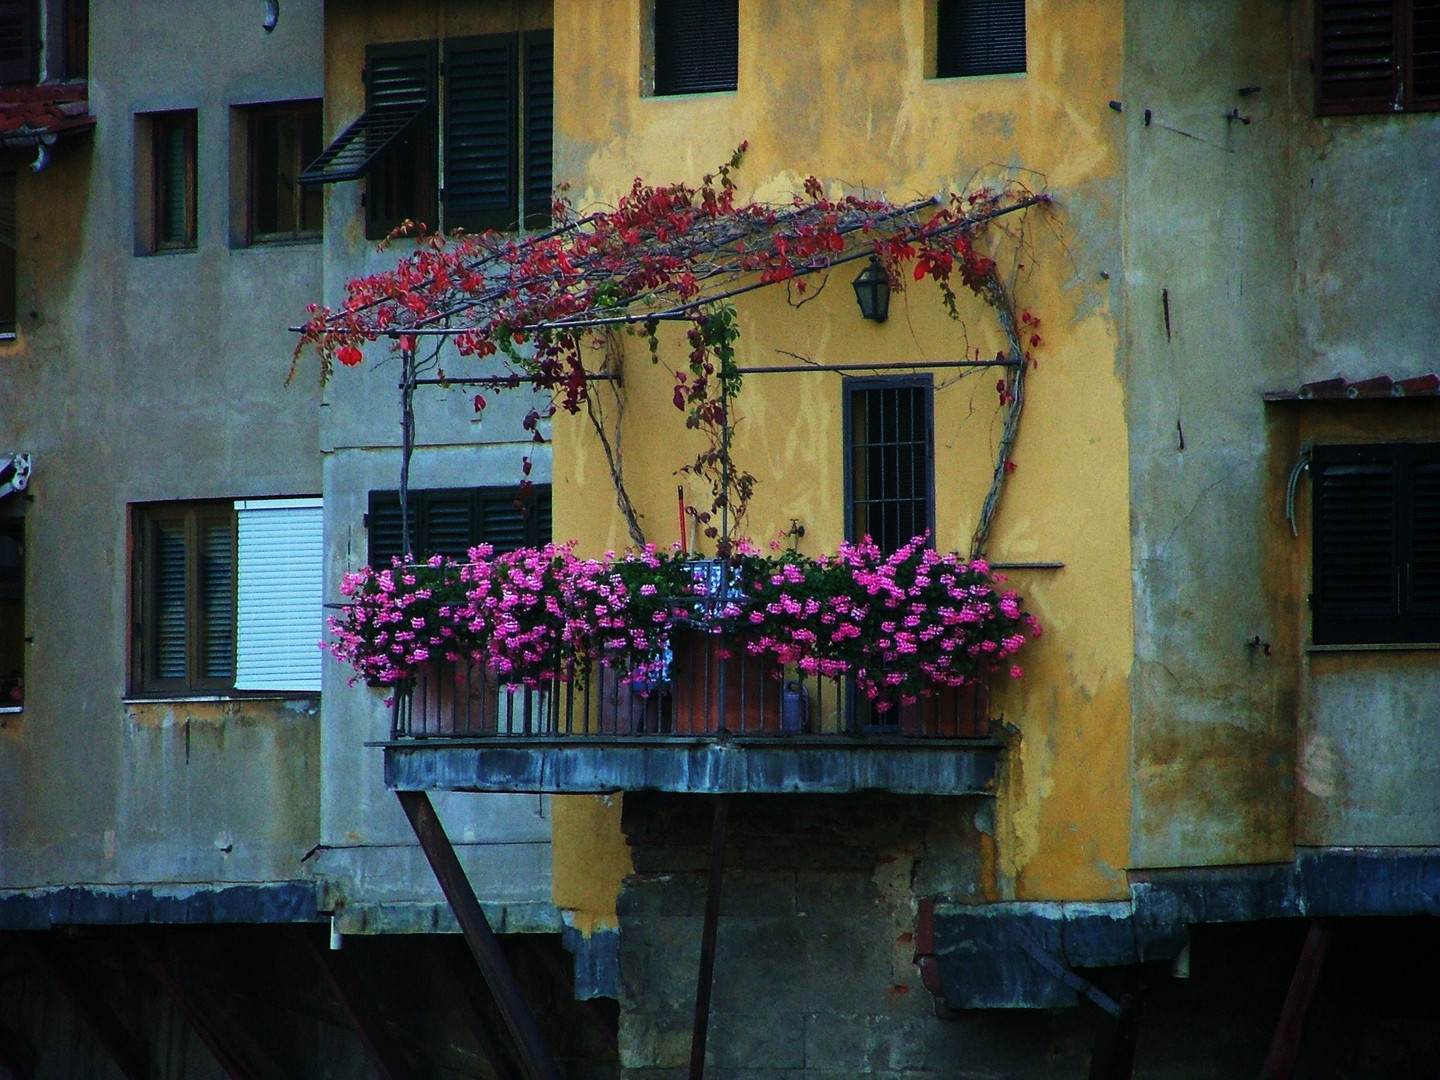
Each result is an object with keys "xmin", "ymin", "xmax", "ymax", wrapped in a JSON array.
[{"xmin": 380, "ymin": 634, "xmax": 1003, "ymax": 797}]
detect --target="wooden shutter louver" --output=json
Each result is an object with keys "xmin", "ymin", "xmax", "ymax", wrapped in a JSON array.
[
  {"xmin": 199, "ymin": 518, "xmax": 236, "ymax": 680},
  {"xmin": 1316, "ymin": 0, "xmax": 1399, "ymax": 112},
  {"xmin": 422, "ymin": 492, "xmax": 478, "ymax": 558},
  {"xmin": 1412, "ymin": 0, "xmax": 1440, "ymax": 102},
  {"xmin": 654, "ymin": 0, "xmax": 739, "ymax": 95},
  {"xmin": 300, "ymin": 43, "xmax": 435, "ymax": 184},
  {"xmin": 0, "ymin": 1, "xmax": 35, "ymax": 85},
  {"xmin": 368, "ymin": 487, "xmax": 553, "ymax": 564},
  {"xmin": 444, "ymin": 35, "xmax": 518, "ymax": 232},
  {"xmin": 1312, "ymin": 444, "xmax": 1440, "ymax": 644},
  {"xmin": 936, "ymin": 0, "xmax": 1026, "ymax": 79},
  {"xmin": 1409, "ymin": 460, "xmax": 1440, "ymax": 610},
  {"xmin": 523, "ymin": 30, "xmax": 555, "ymax": 225},
  {"xmin": 153, "ymin": 522, "xmax": 188, "ymax": 681}
]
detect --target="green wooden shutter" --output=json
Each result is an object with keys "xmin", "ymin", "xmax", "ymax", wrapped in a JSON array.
[
  {"xmin": 300, "ymin": 42, "xmax": 435, "ymax": 184},
  {"xmin": 422, "ymin": 491, "xmax": 478, "ymax": 558},
  {"xmin": 654, "ymin": 0, "xmax": 738, "ymax": 95},
  {"xmin": 445, "ymin": 34, "xmax": 518, "ymax": 232},
  {"xmin": 936, "ymin": 0, "xmax": 1026, "ymax": 79},
  {"xmin": 523, "ymin": 30, "xmax": 554, "ymax": 226}
]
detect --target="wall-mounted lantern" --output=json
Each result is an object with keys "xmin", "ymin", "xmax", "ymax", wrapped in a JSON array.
[{"xmin": 851, "ymin": 257, "xmax": 890, "ymax": 323}]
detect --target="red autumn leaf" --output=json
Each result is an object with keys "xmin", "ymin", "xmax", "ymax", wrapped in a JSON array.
[
  {"xmin": 336, "ymin": 345, "xmax": 363, "ymax": 367},
  {"xmin": 473, "ymin": 394, "xmax": 487, "ymax": 412}
]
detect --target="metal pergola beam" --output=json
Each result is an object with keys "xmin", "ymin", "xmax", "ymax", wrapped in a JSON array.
[{"xmin": 395, "ymin": 790, "xmax": 563, "ymax": 1080}]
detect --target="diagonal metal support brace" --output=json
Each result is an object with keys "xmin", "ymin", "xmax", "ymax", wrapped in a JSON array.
[
  {"xmin": 395, "ymin": 790, "xmax": 563, "ymax": 1080},
  {"xmin": 688, "ymin": 794, "xmax": 729, "ymax": 1080}
]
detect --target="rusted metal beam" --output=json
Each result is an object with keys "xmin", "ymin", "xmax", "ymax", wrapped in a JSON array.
[
  {"xmin": 131, "ymin": 932, "xmax": 289, "ymax": 1080},
  {"xmin": 30, "ymin": 935, "xmax": 148, "ymax": 1080},
  {"xmin": 395, "ymin": 790, "xmax": 563, "ymax": 1080},
  {"xmin": 688, "ymin": 794, "xmax": 729, "ymax": 1080},
  {"xmin": 1260, "ymin": 919, "xmax": 1333, "ymax": 1080},
  {"xmin": 298, "ymin": 927, "xmax": 416, "ymax": 1080},
  {"xmin": 438, "ymin": 944, "xmax": 524, "ymax": 1080}
]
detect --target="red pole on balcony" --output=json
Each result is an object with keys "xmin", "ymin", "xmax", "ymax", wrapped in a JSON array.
[{"xmin": 396, "ymin": 790, "xmax": 563, "ymax": 1080}]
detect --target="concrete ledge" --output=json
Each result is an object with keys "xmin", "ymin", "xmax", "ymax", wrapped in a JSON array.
[
  {"xmin": 0, "ymin": 882, "xmax": 322, "ymax": 930},
  {"xmin": 382, "ymin": 737, "xmax": 1002, "ymax": 795}
]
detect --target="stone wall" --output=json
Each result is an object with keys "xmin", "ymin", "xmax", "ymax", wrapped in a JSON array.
[{"xmin": 616, "ymin": 793, "xmax": 1095, "ymax": 1080}]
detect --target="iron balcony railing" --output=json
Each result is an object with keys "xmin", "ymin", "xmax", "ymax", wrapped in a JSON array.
[{"xmin": 390, "ymin": 631, "xmax": 990, "ymax": 741}]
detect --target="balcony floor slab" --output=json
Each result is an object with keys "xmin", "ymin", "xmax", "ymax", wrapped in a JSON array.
[{"xmin": 381, "ymin": 737, "xmax": 1002, "ymax": 795}]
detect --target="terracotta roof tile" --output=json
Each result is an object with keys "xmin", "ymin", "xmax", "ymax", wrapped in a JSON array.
[
  {"xmin": 0, "ymin": 83, "xmax": 93, "ymax": 144},
  {"xmin": 1263, "ymin": 373, "xmax": 1440, "ymax": 402}
]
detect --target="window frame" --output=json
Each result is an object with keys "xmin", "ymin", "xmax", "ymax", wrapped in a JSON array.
[
  {"xmin": 1314, "ymin": 0, "xmax": 1440, "ymax": 115},
  {"xmin": 246, "ymin": 100, "xmax": 324, "ymax": 245},
  {"xmin": 843, "ymin": 376, "xmax": 937, "ymax": 556},
  {"xmin": 650, "ymin": 0, "xmax": 739, "ymax": 96},
  {"xmin": 147, "ymin": 110, "xmax": 197, "ymax": 253},
  {"xmin": 1310, "ymin": 442, "xmax": 1440, "ymax": 645},
  {"xmin": 366, "ymin": 485, "xmax": 553, "ymax": 565},
  {"xmin": 932, "ymin": 0, "xmax": 1027, "ymax": 80}
]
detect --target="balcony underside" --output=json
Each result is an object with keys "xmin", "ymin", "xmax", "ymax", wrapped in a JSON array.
[{"xmin": 382, "ymin": 736, "xmax": 1002, "ymax": 795}]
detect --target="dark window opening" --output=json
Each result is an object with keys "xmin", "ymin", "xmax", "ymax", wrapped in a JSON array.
[
  {"xmin": 936, "ymin": 0, "xmax": 1027, "ymax": 79},
  {"xmin": 845, "ymin": 377, "xmax": 935, "ymax": 556},
  {"xmin": 250, "ymin": 102, "xmax": 323, "ymax": 242},
  {"xmin": 1315, "ymin": 0, "xmax": 1440, "ymax": 114},
  {"xmin": 0, "ymin": 1, "xmax": 36, "ymax": 84},
  {"xmin": 1311, "ymin": 443, "xmax": 1440, "ymax": 644},
  {"xmin": 367, "ymin": 485, "xmax": 553, "ymax": 565},
  {"xmin": 135, "ymin": 502, "xmax": 236, "ymax": 693},
  {"xmin": 653, "ymin": 0, "xmax": 738, "ymax": 95},
  {"xmin": 153, "ymin": 111, "xmax": 196, "ymax": 250},
  {"xmin": 0, "ymin": 518, "xmax": 22, "ymax": 709}
]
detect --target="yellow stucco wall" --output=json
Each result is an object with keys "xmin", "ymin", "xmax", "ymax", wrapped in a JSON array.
[{"xmin": 546, "ymin": 0, "xmax": 1134, "ymax": 920}]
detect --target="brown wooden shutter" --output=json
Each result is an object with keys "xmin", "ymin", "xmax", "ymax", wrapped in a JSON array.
[
  {"xmin": 1316, "ymin": 0, "xmax": 1400, "ymax": 113},
  {"xmin": 936, "ymin": 0, "xmax": 1026, "ymax": 78},
  {"xmin": 0, "ymin": 1, "xmax": 35, "ymax": 85},
  {"xmin": 1410, "ymin": 0, "xmax": 1440, "ymax": 104},
  {"xmin": 444, "ymin": 34, "xmax": 518, "ymax": 232},
  {"xmin": 653, "ymin": 0, "xmax": 738, "ymax": 95}
]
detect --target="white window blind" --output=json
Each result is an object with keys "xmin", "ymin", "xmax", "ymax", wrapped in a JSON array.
[{"xmin": 234, "ymin": 498, "xmax": 323, "ymax": 691}]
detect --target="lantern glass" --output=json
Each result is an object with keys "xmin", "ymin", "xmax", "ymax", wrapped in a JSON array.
[{"xmin": 851, "ymin": 258, "xmax": 890, "ymax": 322}]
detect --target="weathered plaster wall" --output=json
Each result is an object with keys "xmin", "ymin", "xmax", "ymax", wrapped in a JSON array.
[
  {"xmin": 315, "ymin": 0, "xmax": 563, "ymax": 931},
  {"xmin": 0, "ymin": 0, "xmax": 325, "ymax": 895},
  {"xmin": 1124, "ymin": 0, "xmax": 1440, "ymax": 867},
  {"xmin": 550, "ymin": 0, "xmax": 1134, "ymax": 919}
]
